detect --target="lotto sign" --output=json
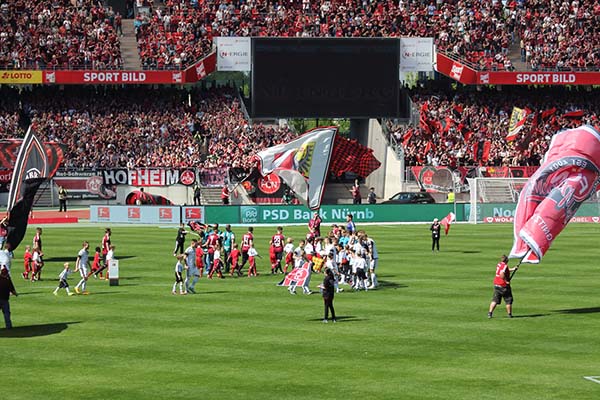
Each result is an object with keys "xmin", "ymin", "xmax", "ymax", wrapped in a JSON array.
[{"xmin": 0, "ymin": 70, "xmax": 43, "ymax": 84}]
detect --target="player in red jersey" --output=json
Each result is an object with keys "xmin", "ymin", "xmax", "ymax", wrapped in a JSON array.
[
  {"xmin": 204, "ymin": 226, "xmax": 221, "ymax": 271},
  {"xmin": 488, "ymin": 255, "xmax": 519, "ymax": 319},
  {"xmin": 101, "ymin": 228, "xmax": 111, "ymax": 262},
  {"xmin": 228, "ymin": 243, "xmax": 242, "ymax": 277},
  {"xmin": 22, "ymin": 245, "xmax": 32, "ymax": 280},
  {"xmin": 269, "ymin": 226, "xmax": 285, "ymax": 274},
  {"xmin": 195, "ymin": 241, "xmax": 204, "ymax": 278},
  {"xmin": 239, "ymin": 227, "xmax": 254, "ymax": 274}
]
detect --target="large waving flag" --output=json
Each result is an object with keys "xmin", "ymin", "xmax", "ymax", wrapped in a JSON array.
[
  {"xmin": 510, "ymin": 125, "xmax": 600, "ymax": 264},
  {"xmin": 440, "ymin": 212, "xmax": 455, "ymax": 235},
  {"xmin": 5, "ymin": 127, "xmax": 51, "ymax": 251},
  {"xmin": 507, "ymin": 107, "xmax": 529, "ymax": 141},
  {"xmin": 255, "ymin": 127, "xmax": 337, "ymax": 210}
]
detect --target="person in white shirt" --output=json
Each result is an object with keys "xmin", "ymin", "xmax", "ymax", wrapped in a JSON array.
[
  {"xmin": 363, "ymin": 234, "xmax": 379, "ymax": 289},
  {"xmin": 324, "ymin": 253, "xmax": 342, "ymax": 293},
  {"xmin": 184, "ymin": 239, "xmax": 199, "ymax": 293},
  {"xmin": 350, "ymin": 249, "xmax": 368, "ymax": 291},
  {"xmin": 53, "ymin": 262, "xmax": 75, "ymax": 296},
  {"xmin": 173, "ymin": 255, "xmax": 186, "ymax": 295},
  {"xmin": 283, "ymin": 238, "xmax": 295, "ymax": 274},
  {"xmin": 105, "ymin": 245, "xmax": 115, "ymax": 279},
  {"xmin": 0, "ymin": 248, "xmax": 12, "ymax": 275},
  {"xmin": 74, "ymin": 241, "xmax": 90, "ymax": 294}
]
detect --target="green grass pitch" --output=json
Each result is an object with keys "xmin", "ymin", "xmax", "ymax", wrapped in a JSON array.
[{"xmin": 2, "ymin": 222, "xmax": 600, "ymax": 399}]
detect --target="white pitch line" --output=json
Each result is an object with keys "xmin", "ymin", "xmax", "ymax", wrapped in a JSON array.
[{"xmin": 583, "ymin": 376, "xmax": 600, "ymax": 384}]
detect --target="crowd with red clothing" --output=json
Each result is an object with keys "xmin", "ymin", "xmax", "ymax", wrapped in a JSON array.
[
  {"xmin": 0, "ymin": 0, "xmax": 122, "ymax": 70},
  {"xmin": 388, "ymin": 86, "xmax": 600, "ymax": 168},
  {"xmin": 0, "ymin": 85, "xmax": 295, "ymax": 171}
]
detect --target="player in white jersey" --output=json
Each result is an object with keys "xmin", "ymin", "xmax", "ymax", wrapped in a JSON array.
[
  {"xmin": 74, "ymin": 241, "xmax": 91, "ymax": 294},
  {"xmin": 184, "ymin": 239, "xmax": 199, "ymax": 293},
  {"xmin": 53, "ymin": 262, "xmax": 75, "ymax": 296},
  {"xmin": 364, "ymin": 234, "xmax": 379, "ymax": 289},
  {"xmin": 324, "ymin": 253, "xmax": 343, "ymax": 293}
]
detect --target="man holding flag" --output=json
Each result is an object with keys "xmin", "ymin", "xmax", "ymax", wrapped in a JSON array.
[{"xmin": 488, "ymin": 255, "xmax": 519, "ymax": 319}]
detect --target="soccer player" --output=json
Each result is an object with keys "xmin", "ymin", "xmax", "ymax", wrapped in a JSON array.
[
  {"xmin": 74, "ymin": 241, "xmax": 91, "ymax": 294},
  {"xmin": 488, "ymin": 255, "xmax": 519, "ymax": 318},
  {"xmin": 22, "ymin": 245, "xmax": 32, "ymax": 280},
  {"xmin": 53, "ymin": 263, "xmax": 75, "ymax": 296},
  {"xmin": 363, "ymin": 234, "xmax": 379, "ymax": 289},
  {"xmin": 101, "ymin": 228, "xmax": 111, "ymax": 264},
  {"xmin": 345, "ymin": 214, "xmax": 356, "ymax": 234},
  {"xmin": 283, "ymin": 238, "xmax": 294, "ymax": 274},
  {"xmin": 195, "ymin": 241, "xmax": 204, "ymax": 278},
  {"xmin": 228, "ymin": 243, "xmax": 242, "ymax": 277},
  {"xmin": 308, "ymin": 211, "xmax": 322, "ymax": 238},
  {"xmin": 239, "ymin": 227, "xmax": 254, "ymax": 273},
  {"xmin": 0, "ymin": 266, "xmax": 17, "ymax": 329},
  {"xmin": 185, "ymin": 239, "xmax": 200, "ymax": 293},
  {"xmin": 270, "ymin": 226, "xmax": 285, "ymax": 274},
  {"xmin": 173, "ymin": 255, "xmax": 186, "ymax": 295},
  {"xmin": 221, "ymin": 224, "xmax": 235, "ymax": 273},
  {"xmin": 204, "ymin": 226, "xmax": 220, "ymax": 274},
  {"xmin": 350, "ymin": 249, "xmax": 368, "ymax": 291},
  {"xmin": 320, "ymin": 268, "xmax": 337, "ymax": 323}
]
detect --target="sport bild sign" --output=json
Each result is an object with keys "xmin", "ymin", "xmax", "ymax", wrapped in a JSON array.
[
  {"xmin": 400, "ymin": 38, "xmax": 434, "ymax": 72},
  {"xmin": 101, "ymin": 169, "xmax": 196, "ymax": 186}
]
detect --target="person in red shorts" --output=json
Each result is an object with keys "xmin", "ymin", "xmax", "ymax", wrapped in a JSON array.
[
  {"xmin": 283, "ymin": 238, "xmax": 294, "ymax": 274},
  {"xmin": 22, "ymin": 245, "xmax": 32, "ymax": 280},
  {"xmin": 269, "ymin": 226, "xmax": 285, "ymax": 274},
  {"xmin": 90, "ymin": 246, "xmax": 104, "ymax": 279},
  {"xmin": 195, "ymin": 241, "xmax": 204, "ymax": 278},
  {"xmin": 247, "ymin": 245, "xmax": 260, "ymax": 277},
  {"xmin": 228, "ymin": 243, "xmax": 242, "ymax": 277},
  {"xmin": 239, "ymin": 227, "xmax": 254, "ymax": 273}
]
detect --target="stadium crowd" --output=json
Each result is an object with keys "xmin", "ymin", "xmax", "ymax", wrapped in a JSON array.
[
  {"xmin": 1, "ymin": 1, "xmax": 598, "ymax": 71},
  {"xmin": 0, "ymin": 0, "xmax": 123, "ymax": 70},
  {"xmin": 0, "ymin": 86, "xmax": 294, "ymax": 170},
  {"xmin": 388, "ymin": 86, "xmax": 600, "ymax": 167}
]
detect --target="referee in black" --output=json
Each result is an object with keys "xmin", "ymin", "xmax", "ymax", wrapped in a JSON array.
[{"xmin": 321, "ymin": 268, "xmax": 337, "ymax": 323}]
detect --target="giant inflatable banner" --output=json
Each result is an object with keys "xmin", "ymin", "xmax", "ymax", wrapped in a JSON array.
[{"xmin": 510, "ymin": 125, "xmax": 600, "ymax": 263}]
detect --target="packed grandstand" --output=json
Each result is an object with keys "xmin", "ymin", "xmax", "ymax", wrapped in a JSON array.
[
  {"xmin": 1, "ymin": 0, "xmax": 600, "ymax": 175},
  {"xmin": 1, "ymin": 0, "xmax": 598, "ymax": 71}
]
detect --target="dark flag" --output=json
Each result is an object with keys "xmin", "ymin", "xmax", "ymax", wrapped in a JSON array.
[
  {"xmin": 5, "ymin": 127, "xmax": 50, "ymax": 251},
  {"xmin": 329, "ymin": 136, "xmax": 381, "ymax": 178}
]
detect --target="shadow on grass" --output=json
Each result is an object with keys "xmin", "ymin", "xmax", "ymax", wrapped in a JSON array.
[
  {"xmin": 377, "ymin": 280, "xmax": 408, "ymax": 289},
  {"xmin": 0, "ymin": 321, "xmax": 80, "ymax": 338},
  {"xmin": 45, "ymin": 256, "xmax": 136, "ymax": 263},
  {"xmin": 554, "ymin": 307, "xmax": 600, "ymax": 314},
  {"xmin": 511, "ymin": 314, "xmax": 549, "ymax": 318},
  {"xmin": 308, "ymin": 315, "xmax": 365, "ymax": 323}
]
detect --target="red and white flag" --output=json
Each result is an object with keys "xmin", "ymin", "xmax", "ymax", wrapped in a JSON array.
[
  {"xmin": 440, "ymin": 212, "xmax": 455, "ymax": 235},
  {"xmin": 254, "ymin": 127, "xmax": 337, "ymax": 210},
  {"xmin": 507, "ymin": 107, "xmax": 529, "ymax": 141},
  {"xmin": 278, "ymin": 262, "xmax": 311, "ymax": 287},
  {"xmin": 510, "ymin": 125, "xmax": 600, "ymax": 264}
]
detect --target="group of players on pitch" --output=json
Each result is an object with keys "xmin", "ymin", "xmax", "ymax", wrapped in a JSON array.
[
  {"xmin": 171, "ymin": 212, "xmax": 379, "ymax": 296},
  {"xmin": 51, "ymin": 228, "xmax": 115, "ymax": 296}
]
